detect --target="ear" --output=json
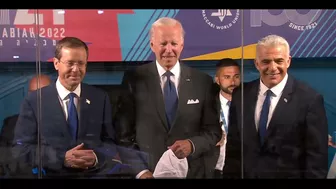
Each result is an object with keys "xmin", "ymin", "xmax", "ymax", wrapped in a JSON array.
[
  {"xmin": 150, "ymin": 40, "xmax": 154, "ymax": 52},
  {"xmin": 53, "ymin": 58, "xmax": 59, "ymax": 71},
  {"xmin": 286, "ymin": 56, "xmax": 292, "ymax": 68},
  {"xmin": 215, "ymin": 75, "xmax": 220, "ymax": 85},
  {"xmin": 254, "ymin": 59, "xmax": 260, "ymax": 71}
]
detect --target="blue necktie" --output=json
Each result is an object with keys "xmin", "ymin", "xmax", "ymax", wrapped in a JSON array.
[
  {"xmin": 67, "ymin": 93, "xmax": 78, "ymax": 140},
  {"xmin": 163, "ymin": 71, "xmax": 178, "ymax": 129},
  {"xmin": 259, "ymin": 90, "xmax": 272, "ymax": 145}
]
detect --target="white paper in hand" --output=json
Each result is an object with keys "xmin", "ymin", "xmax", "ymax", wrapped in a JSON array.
[{"xmin": 153, "ymin": 149, "xmax": 188, "ymax": 178}]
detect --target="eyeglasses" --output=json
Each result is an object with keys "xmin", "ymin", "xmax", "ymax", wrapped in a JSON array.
[{"xmin": 58, "ymin": 60, "xmax": 87, "ymax": 68}]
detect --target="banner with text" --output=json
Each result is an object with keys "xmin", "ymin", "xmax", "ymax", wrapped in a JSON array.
[{"xmin": 0, "ymin": 9, "xmax": 335, "ymax": 62}]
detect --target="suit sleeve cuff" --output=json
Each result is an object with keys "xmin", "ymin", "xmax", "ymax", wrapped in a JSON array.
[{"xmin": 187, "ymin": 139, "xmax": 195, "ymax": 155}]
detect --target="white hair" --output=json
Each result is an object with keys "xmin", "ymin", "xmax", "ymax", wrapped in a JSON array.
[
  {"xmin": 256, "ymin": 34, "xmax": 290, "ymax": 56},
  {"xmin": 149, "ymin": 17, "xmax": 185, "ymax": 40}
]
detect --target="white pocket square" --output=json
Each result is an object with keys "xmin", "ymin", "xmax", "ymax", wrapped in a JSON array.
[{"xmin": 187, "ymin": 99, "xmax": 199, "ymax": 104}]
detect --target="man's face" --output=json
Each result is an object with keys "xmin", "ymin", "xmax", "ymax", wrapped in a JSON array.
[
  {"xmin": 53, "ymin": 47, "xmax": 87, "ymax": 91},
  {"xmin": 254, "ymin": 45, "xmax": 291, "ymax": 88},
  {"xmin": 150, "ymin": 24, "xmax": 184, "ymax": 70},
  {"xmin": 215, "ymin": 66, "xmax": 241, "ymax": 95}
]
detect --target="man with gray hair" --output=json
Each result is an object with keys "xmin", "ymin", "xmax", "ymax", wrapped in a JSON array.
[
  {"xmin": 223, "ymin": 34, "xmax": 328, "ymax": 178},
  {"xmin": 116, "ymin": 17, "xmax": 221, "ymax": 178}
]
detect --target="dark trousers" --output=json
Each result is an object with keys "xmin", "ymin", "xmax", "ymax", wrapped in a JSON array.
[{"xmin": 213, "ymin": 169, "xmax": 223, "ymax": 179}]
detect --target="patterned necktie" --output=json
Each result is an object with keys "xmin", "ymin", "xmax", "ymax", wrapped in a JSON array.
[
  {"xmin": 163, "ymin": 71, "xmax": 178, "ymax": 129},
  {"xmin": 67, "ymin": 92, "xmax": 78, "ymax": 140},
  {"xmin": 220, "ymin": 101, "xmax": 231, "ymax": 134},
  {"xmin": 259, "ymin": 90, "xmax": 272, "ymax": 145}
]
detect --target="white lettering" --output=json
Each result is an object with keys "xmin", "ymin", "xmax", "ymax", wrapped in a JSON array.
[
  {"xmin": 12, "ymin": 9, "xmax": 65, "ymax": 25},
  {"xmin": 1, "ymin": 27, "xmax": 65, "ymax": 38},
  {"xmin": 2, "ymin": 28, "xmax": 8, "ymax": 38}
]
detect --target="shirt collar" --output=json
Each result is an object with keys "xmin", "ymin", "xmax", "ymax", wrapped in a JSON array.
[
  {"xmin": 156, "ymin": 60, "xmax": 181, "ymax": 80},
  {"xmin": 259, "ymin": 73, "xmax": 288, "ymax": 97},
  {"xmin": 56, "ymin": 78, "xmax": 81, "ymax": 100},
  {"xmin": 219, "ymin": 93, "xmax": 229, "ymax": 106}
]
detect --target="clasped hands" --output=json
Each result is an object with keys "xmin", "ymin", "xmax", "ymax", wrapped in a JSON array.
[{"xmin": 64, "ymin": 143, "xmax": 97, "ymax": 169}]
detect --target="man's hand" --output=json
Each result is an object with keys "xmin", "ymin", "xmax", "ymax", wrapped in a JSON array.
[
  {"xmin": 139, "ymin": 171, "xmax": 154, "ymax": 179},
  {"xmin": 216, "ymin": 132, "xmax": 226, "ymax": 146},
  {"xmin": 168, "ymin": 140, "xmax": 192, "ymax": 159},
  {"xmin": 64, "ymin": 143, "xmax": 96, "ymax": 169},
  {"xmin": 329, "ymin": 135, "xmax": 336, "ymax": 148}
]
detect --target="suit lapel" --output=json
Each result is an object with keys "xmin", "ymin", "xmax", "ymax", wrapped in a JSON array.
[
  {"xmin": 172, "ymin": 64, "xmax": 192, "ymax": 130},
  {"xmin": 247, "ymin": 80, "xmax": 260, "ymax": 133},
  {"xmin": 240, "ymin": 80, "xmax": 263, "ymax": 148},
  {"xmin": 266, "ymin": 75, "xmax": 294, "ymax": 139},
  {"xmin": 146, "ymin": 63, "xmax": 169, "ymax": 131},
  {"xmin": 215, "ymin": 93, "xmax": 221, "ymax": 118},
  {"xmin": 78, "ymin": 83, "xmax": 89, "ymax": 138},
  {"xmin": 47, "ymin": 83, "xmax": 72, "ymax": 139}
]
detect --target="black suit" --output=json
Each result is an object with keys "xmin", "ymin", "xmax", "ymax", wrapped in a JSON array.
[
  {"xmin": 117, "ymin": 62, "xmax": 221, "ymax": 178},
  {"xmin": 223, "ymin": 75, "xmax": 328, "ymax": 178}
]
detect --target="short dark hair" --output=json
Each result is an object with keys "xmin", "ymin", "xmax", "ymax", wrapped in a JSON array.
[
  {"xmin": 54, "ymin": 37, "xmax": 89, "ymax": 60},
  {"xmin": 216, "ymin": 58, "xmax": 240, "ymax": 70}
]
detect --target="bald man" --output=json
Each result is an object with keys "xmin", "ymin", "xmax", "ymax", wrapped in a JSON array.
[
  {"xmin": 0, "ymin": 74, "xmax": 52, "ymax": 177},
  {"xmin": 28, "ymin": 74, "xmax": 52, "ymax": 91}
]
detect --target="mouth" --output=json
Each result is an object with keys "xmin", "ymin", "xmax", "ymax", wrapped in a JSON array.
[
  {"xmin": 228, "ymin": 86, "xmax": 236, "ymax": 90},
  {"xmin": 69, "ymin": 76, "xmax": 80, "ymax": 80},
  {"xmin": 266, "ymin": 73, "xmax": 280, "ymax": 77},
  {"xmin": 162, "ymin": 56, "xmax": 175, "ymax": 59}
]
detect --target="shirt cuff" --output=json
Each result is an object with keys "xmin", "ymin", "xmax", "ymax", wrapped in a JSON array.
[
  {"xmin": 92, "ymin": 151, "xmax": 98, "ymax": 167},
  {"xmin": 136, "ymin": 169, "xmax": 150, "ymax": 179}
]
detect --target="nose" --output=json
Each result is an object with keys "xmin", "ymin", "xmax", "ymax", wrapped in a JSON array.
[
  {"xmin": 165, "ymin": 44, "xmax": 173, "ymax": 53},
  {"xmin": 230, "ymin": 78, "xmax": 236, "ymax": 85},
  {"xmin": 71, "ymin": 64, "xmax": 80, "ymax": 72},
  {"xmin": 269, "ymin": 61, "xmax": 277, "ymax": 71}
]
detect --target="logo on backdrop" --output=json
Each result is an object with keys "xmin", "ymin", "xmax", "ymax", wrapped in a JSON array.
[
  {"xmin": 201, "ymin": 9, "xmax": 240, "ymax": 30},
  {"xmin": 249, "ymin": 9, "xmax": 322, "ymax": 31}
]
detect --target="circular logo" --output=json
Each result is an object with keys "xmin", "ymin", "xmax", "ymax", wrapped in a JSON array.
[{"xmin": 202, "ymin": 9, "xmax": 240, "ymax": 30}]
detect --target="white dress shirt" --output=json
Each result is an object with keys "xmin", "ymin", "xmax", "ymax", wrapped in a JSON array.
[
  {"xmin": 215, "ymin": 93, "xmax": 230, "ymax": 171},
  {"xmin": 254, "ymin": 73, "xmax": 288, "ymax": 130},
  {"xmin": 156, "ymin": 60, "xmax": 180, "ymax": 95},
  {"xmin": 56, "ymin": 78, "xmax": 81, "ymax": 120}
]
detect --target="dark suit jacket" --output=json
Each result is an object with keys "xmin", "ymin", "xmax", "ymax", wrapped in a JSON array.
[
  {"xmin": 203, "ymin": 85, "xmax": 222, "ymax": 175},
  {"xmin": 0, "ymin": 114, "xmax": 18, "ymax": 176},
  {"xmin": 1, "ymin": 114, "xmax": 18, "ymax": 146},
  {"xmin": 223, "ymin": 75, "xmax": 328, "ymax": 178},
  {"xmin": 12, "ymin": 83, "xmax": 118, "ymax": 178},
  {"xmin": 118, "ymin": 62, "xmax": 221, "ymax": 178}
]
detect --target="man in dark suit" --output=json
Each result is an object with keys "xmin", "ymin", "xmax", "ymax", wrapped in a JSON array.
[
  {"xmin": 12, "ymin": 37, "xmax": 119, "ymax": 178},
  {"xmin": 0, "ymin": 74, "xmax": 52, "ymax": 177},
  {"xmin": 116, "ymin": 17, "xmax": 221, "ymax": 179},
  {"xmin": 223, "ymin": 34, "xmax": 328, "ymax": 178},
  {"xmin": 211, "ymin": 58, "xmax": 241, "ymax": 178}
]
